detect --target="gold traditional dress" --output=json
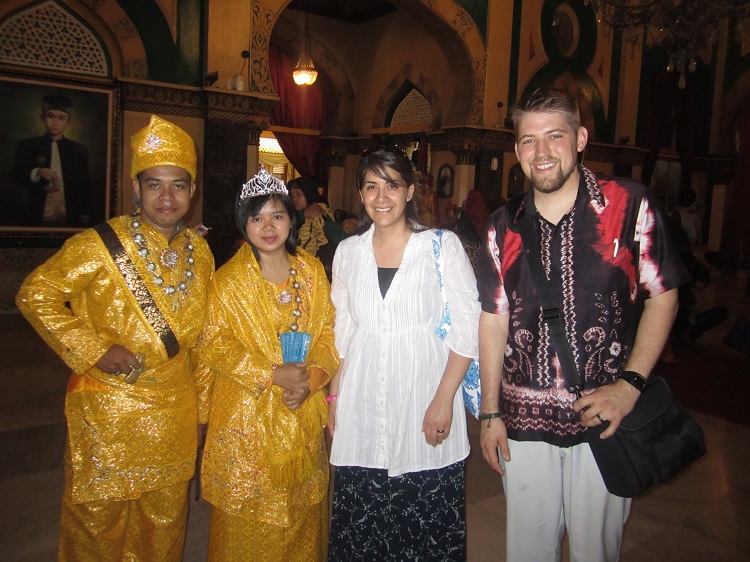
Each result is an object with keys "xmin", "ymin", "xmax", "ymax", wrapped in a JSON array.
[
  {"xmin": 195, "ymin": 243, "xmax": 338, "ymax": 562},
  {"xmin": 16, "ymin": 214, "xmax": 214, "ymax": 562}
]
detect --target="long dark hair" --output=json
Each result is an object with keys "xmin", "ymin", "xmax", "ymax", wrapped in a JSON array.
[
  {"xmin": 234, "ymin": 191, "xmax": 298, "ymax": 260},
  {"xmin": 352, "ymin": 147, "xmax": 426, "ymax": 235}
]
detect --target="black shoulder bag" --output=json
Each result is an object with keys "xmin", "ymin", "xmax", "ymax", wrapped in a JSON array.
[{"xmin": 517, "ymin": 212, "xmax": 705, "ymax": 498}]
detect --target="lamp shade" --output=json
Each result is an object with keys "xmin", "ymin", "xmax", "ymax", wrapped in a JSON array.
[
  {"xmin": 293, "ymin": 59, "xmax": 318, "ymax": 86},
  {"xmin": 293, "ymin": 11, "xmax": 317, "ymax": 86}
]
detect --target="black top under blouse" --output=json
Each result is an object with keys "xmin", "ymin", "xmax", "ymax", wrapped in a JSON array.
[{"xmin": 377, "ymin": 267, "xmax": 398, "ymax": 298}]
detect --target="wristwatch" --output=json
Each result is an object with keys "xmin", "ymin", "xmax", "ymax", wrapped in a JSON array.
[{"xmin": 620, "ymin": 370, "xmax": 649, "ymax": 392}]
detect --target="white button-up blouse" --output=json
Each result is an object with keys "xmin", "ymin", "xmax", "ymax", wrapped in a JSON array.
[{"xmin": 330, "ymin": 225, "xmax": 480, "ymax": 476}]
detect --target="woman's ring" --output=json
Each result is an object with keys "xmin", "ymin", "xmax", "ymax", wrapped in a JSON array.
[
  {"xmin": 596, "ymin": 413, "xmax": 606, "ymax": 424},
  {"xmin": 436, "ymin": 429, "xmax": 445, "ymax": 434}
]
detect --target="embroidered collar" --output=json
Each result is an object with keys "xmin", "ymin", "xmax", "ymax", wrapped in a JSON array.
[{"xmin": 508, "ymin": 164, "xmax": 607, "ymax": 230}]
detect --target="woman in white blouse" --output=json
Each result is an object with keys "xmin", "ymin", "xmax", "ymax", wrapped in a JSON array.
[{"xmin": 327, "ymin": 147, "xmax": 480, "ymax": 561}]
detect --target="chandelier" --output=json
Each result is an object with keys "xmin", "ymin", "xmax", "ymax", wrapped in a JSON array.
[
  {"xmin": 292, "ymin": 9, "xmax": 317, "ymax": 86},
  {"xmin": 586, "ymin": 0, "xmax": 750, "ymax": 88}
]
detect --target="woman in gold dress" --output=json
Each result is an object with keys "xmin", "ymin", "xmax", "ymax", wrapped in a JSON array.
[{"xmin": 194, "ymin": 167, "xmax": 338, "ymax": 561}]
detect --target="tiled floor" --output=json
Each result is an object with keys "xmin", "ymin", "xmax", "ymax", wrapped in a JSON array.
[{"xmin": 1, "ymin": 269, "xmax": 748, "ymax": 561}]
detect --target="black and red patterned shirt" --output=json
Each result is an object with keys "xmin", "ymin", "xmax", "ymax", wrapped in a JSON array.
[{"xmin": 477, "ymin": 166, "xmax": 690, "ymax": 447}]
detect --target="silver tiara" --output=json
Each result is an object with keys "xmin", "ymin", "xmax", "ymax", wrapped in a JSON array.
[{"xmin": 239, "ymin": 166, "xmax": 288, "ymax": 200}]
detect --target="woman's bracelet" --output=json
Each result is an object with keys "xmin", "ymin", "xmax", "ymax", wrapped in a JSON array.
[{"xmin": 325, "ymin": 394, "xmax": 337, "ymax": 404}]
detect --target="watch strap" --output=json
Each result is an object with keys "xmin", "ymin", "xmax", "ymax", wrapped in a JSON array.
[{"xmin": 620, "ymin": 370, "xmax": 648, "ymax": 392}]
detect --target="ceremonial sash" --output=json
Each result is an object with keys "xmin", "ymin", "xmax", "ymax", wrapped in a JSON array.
[{"xmin": 94, "ymin": 222, "xmax": 180, "ymax": 358}]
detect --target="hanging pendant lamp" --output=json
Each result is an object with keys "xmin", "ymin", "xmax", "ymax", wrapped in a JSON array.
[{"xmin": 293, "ymin": 10, "xmax": 317, "ymax": 86}]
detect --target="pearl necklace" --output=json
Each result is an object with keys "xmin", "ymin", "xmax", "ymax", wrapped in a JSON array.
[
  {"xmin": 131, "ymin": 212, "xmax": 195, "ymax": 297},
  {"xmin": 276, "ymin": 265, "xmax": 302, "ymax": 332}
]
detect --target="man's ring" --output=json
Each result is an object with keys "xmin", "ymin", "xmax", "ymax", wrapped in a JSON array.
[
  {"xmin": 436, "ymin": 429, "xmax": 445, "ymax": 434},
  {"xmin": 596, "ymin": 413, "xmax": 606, "ymax": 424}
]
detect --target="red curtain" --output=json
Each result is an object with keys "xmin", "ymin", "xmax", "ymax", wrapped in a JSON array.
[{"xmin": 268, "ymin": 45, "xmax": 325, "ymax": 180}]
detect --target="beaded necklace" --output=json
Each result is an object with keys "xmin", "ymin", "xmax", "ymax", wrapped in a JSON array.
[
  {"xmin": 275, "ymin": 263, "xmax": 302, "ymax": 332},
  {"xmin": 130, "ymin": 212, "xmax": 195, "ymax": 297}
]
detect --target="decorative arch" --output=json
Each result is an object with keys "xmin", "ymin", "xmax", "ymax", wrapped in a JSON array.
[
  {"xmin": 270, "ymin": 14, "xmax": 355, "ymax": 135},
  {"xmin": 389, "ymin": 88, "xmax": 433, "ymax": 128},
  {"xmin": 250, "ymin": 0, "xmax": 276, "ymax": 94},
  {"xmin": 372, "ymin": 64, "xmax": 442, "ymax": 130},
  {"xmin": 84, "ymin": 0, "xmax": 148, "ymax": 78},
  {"xmin": 391, "ymin": 0, "xmax": 485, "ymax": 125},
  {"xmin": 253, "ymin": 0, "xmax": 484, "ymax": 125},
  {"xmin": 0, "ymin": 0, "xmax": 148, "ymax": 78}
]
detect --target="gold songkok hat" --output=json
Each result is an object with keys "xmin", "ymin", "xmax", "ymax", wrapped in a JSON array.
[{"xmin": 130, "ymin": 115, "xmax": 197, "ymax": 179}]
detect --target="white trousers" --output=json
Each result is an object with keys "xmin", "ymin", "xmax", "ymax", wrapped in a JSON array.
[{"xmin": 499, "ymin": 439, "xmax": 631, "ymax": 562}]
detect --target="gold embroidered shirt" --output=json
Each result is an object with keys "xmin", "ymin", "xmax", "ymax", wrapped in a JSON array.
[{"xmin": 16, "ymin": 215, "xmax": 214, "ymax": 502}]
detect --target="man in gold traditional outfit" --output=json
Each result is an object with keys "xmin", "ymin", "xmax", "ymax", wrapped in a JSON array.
[{"xmin": 16, "ymin": 115, "xmax": 214, "ymax": 562}]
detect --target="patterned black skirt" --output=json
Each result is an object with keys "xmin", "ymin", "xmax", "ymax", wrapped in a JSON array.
[{"xmin": 328, "ymin": 461, "xmax": 466, "ymax": 561}]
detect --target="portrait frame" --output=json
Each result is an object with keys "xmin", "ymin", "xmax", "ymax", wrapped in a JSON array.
[
  {"xmin": 0, "ymin": 71, "xmax": 119, "ymax": 245},
  {"xmin": 437, "ymin": 164, "xmax": 454, "ymax": 199}
]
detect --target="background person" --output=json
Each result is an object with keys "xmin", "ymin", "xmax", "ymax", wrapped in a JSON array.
[
  {"xmin": 194, "ymin": 167, "xmax": 338, "ymax": 562},
  {"xmin": 476, "ymin": 88, "xmax": 689, "ymax": 562},
  {"xmin": 666, "ymin": 188, "xmax": 728, "ymax": 345},
  {"xmin": 462, "ymin": 187, "xmax": 489, "ymax": 239},
  {"xmin": 667, "ymin": 188, "xmax": 721, "ymax": 278},
  {"xmin": 16, "ymin": 115, "xmax": 214, "ymax": 562},
  {"xmin": 449, "ymin": 207, "xmax": 482, "ymax": 273},
  {"xmin": 11, "ymin": 94, "xmax": 92, "ymax": 227},
  {"xmin": 333, "ymin": 208, "xmax": 358, "ymax": 234},
  {"xmin": 327, "ymin": 146, "xmax": 480, "ymax": 561},
  {"xmin": 287, "ymin": 175, "xmax": 346, "ymax": 279}
]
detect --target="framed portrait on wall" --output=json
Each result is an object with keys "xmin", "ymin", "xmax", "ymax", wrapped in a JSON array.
[
  {"xmin": 437, "ymin": 164, "xmax": 454, "ymax": 199},
  {"xmin": 0, "ymin": 72, "xmax": 118, "ymax": 243}
]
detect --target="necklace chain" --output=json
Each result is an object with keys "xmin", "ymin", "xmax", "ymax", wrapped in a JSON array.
[
  {"xmin": 130, "ymin": 212, "xmax": 195, "ymax": 297},
  {"xmin": 276, "ymin": 263, "xmax": 302, "ymax": 332}
]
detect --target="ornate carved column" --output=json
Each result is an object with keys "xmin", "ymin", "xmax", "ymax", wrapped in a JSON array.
[
  {"xmin": 447, "ymin": 129, "xmax": 482, "ymax": 206},
  {"xmin": 203, "ymin": 90, "xmax": 274, "ymax": 266},
  {"xmin": 475, "ymin": 128, "xmax": 514, "ymax": 208},
  {"xmin": 319, "ymin": 137, "xmax": 349, "ymax": 211}
]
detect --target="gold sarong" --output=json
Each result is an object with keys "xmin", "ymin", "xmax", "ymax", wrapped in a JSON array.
[{"xmin": 195, "ymin": 244, "xmax": 338, "ymax": 534}]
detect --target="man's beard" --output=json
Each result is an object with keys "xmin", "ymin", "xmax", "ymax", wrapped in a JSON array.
[{"xmin": 530, "ymin": 160, "xmax": 575, "ymax": 194}]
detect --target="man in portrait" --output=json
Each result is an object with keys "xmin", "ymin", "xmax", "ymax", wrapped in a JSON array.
[{"xmin": 10, "ymin": 94, "xmax": 92, "ymax": 227}]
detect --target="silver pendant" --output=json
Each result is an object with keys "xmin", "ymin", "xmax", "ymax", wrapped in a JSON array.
[{"xmin": 160, "ymin": 248, "xmax": 179, "ymax": 268}]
